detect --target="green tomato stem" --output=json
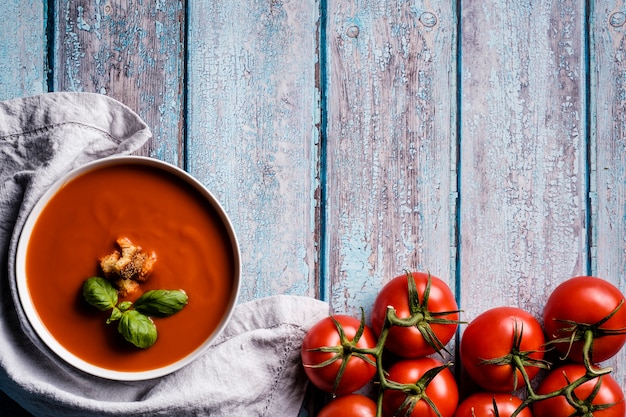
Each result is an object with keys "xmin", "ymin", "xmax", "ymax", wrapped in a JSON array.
[
  {"xmin": 514, "ymin": 330, "xmax": 614, "ymax": 417},
  {"xmin": 581, "ymin": 329, "xmax": 612, "ymax": 377}
]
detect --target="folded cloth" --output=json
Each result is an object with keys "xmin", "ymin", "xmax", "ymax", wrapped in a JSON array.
[{"xmin": 0, "ymin": 92, "xmax": 329, "ymax": 416}]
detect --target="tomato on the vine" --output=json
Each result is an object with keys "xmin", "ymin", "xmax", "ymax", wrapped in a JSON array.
[
  {"xmin": 453, "ymin": 392, "xmax": 532, "ymax": 417},
  {"xmin": 382, "ymin": 357, "xmax": 459, "ymax": 417},
  {"xmin": 317, "ymin": 394, "xmax": 377, "ymax": 417},
  {"xmin": 370, "ymin": 272, "xmax": 459, "ymax": 358},
  {"xmin": 543, "ymin": 276, "xmax": 626, "ymax": 364},
  {"xmin": 459, "ymin": 306, "xmax": 546, "ymax": 392},
  {"xmin": 301, "ymin": 315, "xmax": 377, "ymax": 395},
  {"xmin": 533, "ymin": 364, "xmax": 625, "ymax": 417}
]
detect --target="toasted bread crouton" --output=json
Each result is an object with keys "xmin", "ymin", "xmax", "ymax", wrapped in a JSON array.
[
  {"xmin": 99, "ymin": 237, "xmax": 157, "ymax": 296},
  {"xmin": 114, "ymin": 277, "xmax": 141, "ymax": 297},
  {"xmin": 100, "ymin": 251, "xmax": 121, "ymax": 276}
]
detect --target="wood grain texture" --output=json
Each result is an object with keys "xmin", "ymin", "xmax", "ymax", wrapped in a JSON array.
[
  {"xmin": 185, "ymin": 0, "xmax": 322, "ymax": 302},
  {"xmin": 459, "ymin": 0, "xmax": 587, "ymax": 316},
  {"xmin": 0, "ymin": 0, "xmax": 47, "ymax": 99},
  {"xmin": 52, "ymin": 0, "xmax": 184, "ymax": 166},
  {"xmin": 324, "ymin": 0, "xmax": 458, "ymax": 317},
  {"xmin": 590, "ymin": 0, "xmax": 626, "ymax": 386}
]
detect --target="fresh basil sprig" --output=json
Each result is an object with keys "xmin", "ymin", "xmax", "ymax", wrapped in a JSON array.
[{"xmin": 82, "ymin": 277, "xmax": 188, "ymax": 349}]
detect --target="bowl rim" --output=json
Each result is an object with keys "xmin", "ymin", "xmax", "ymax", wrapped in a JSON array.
[{"xmin": 14, "ymin": 155, "xmax": 241, "ymax": 381}]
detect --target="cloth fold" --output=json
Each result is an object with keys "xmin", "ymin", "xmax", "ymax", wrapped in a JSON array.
[{"xmin": 0, "ymin": 92, "xmax": 329, "ymax": 416}]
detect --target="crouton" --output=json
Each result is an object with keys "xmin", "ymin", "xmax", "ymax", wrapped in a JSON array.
[{"xmin": 99, "ymin": 237, "xmax": 157, "ymax": 296}]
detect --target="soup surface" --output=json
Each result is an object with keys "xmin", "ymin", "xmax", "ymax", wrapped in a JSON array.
[{"xmin": 25, "ymin": 162, "xmax": 236, "ymax": 372}]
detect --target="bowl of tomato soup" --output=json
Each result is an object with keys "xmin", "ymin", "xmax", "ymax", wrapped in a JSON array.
[{"xmin": 14, "ymin": 156, "xmax": 241, "ymax": 380}]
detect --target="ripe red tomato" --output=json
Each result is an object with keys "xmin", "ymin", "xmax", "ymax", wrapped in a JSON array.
[
  {"xmin": 382, "ymin": 357, "xmax": 459, "ymax": 417},
  {"xmin": 453, "ymin": 392, "xmax": 532, "ymax": 417},
  {"xmin": 370, "ymin": 272, "xmax": 459, "ymax": 358},
  {"xmin": 317, "ymin": 394, "xmax": 377, "ymax": 417},
  {"xmin": 543, "ymin": 276, "xmax": 626, "ymax": 363},
  {"xmin": 533, "ymin": 364, "xmax": 625, "ymax": 417},
  {"xmin": 459, "ymin": 306, "xmax": 546, "ymax": 392},
  {"xmin": 301, "ymin": 315, "xmax": 377, "ymax": 395}
]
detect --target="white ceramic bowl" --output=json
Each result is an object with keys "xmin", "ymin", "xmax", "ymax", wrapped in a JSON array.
[{"xmin": 15, "ymin": 156, "xmax": 241, "ymax": 380}]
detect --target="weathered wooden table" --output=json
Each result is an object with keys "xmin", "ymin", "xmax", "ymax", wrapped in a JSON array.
[{"xmin": 2, "ymin": 0, "xmax": 625, "ymax": 414}]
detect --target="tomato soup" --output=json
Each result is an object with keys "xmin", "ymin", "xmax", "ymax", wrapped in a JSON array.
[{"xmin": 24, "ymin": 161, "xmax": 237, "ymax": 373}]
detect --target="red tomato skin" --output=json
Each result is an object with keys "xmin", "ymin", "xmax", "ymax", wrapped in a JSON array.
[
  {"xmin": 382, "ymin": 357, "xmax": 459, "ymax": 417},
  {"xmin": 533, "ymin": 364, "xmax": 625, "ymax": 417},
  {"xmin": 453, "ymin": 392, "xmax": 532, "ymax": 417},
  {"xmin": 301, "ymin": 315, "xmax": 377, "ymax": 395},
  {"xmin": 459, "ymin": 306, "xmax": 545, "ymax": 392},
  {"xmin": 543, "ymin": 276, "xmax": 626, "ymax": 363},
  {"xmin": 317, "ymin": 394, "xmax": 377, "ymax": 417},
  {"xmin": 371, "ymin": 272, "xmax": 459, "ymax": 358}
]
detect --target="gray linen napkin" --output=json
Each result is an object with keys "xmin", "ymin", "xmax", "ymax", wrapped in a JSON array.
[{"xmin": 0, "ymin": 92, "xmax": 329, "ymax": 416}]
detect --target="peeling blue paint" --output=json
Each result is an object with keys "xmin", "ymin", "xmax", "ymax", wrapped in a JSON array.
[{"xmin": 76, "ymin": 6, "xmax": 91, "ymax": 31}]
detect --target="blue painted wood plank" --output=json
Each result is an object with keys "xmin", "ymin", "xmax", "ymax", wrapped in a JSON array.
[
  {"xmin": 185, "ymin": 0, "xmax": 322, "ymax": 302},
  {"xmin": 459, "ymin": 0, "xmax": 624, "ymax": 385},
  {"xmin": 323, "ymin": 0, "xmax": 458, "ymax": 317},
  {"xmin": 52, "ymin": 0, "xmax": 184, "ymax": 167},
  {"xmin": 459, "ymin": 0, "xmax": 589, "ymax": 315},
  {"xmin": 0, "ymin": 0, "xmax": 47, "ymax": 99},
  {"xmin": 0, "ymin": 2, "xmax": 51, "ymax": 414},
  {"xmin": 590, "ymin": 1, "xmax": 626, "ymax": 388}
]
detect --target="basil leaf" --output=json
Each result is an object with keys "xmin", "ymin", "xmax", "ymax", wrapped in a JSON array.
[
  {"xmin": 134, "ymin": 289, "xmax": 188, "ymax": 317},
  {"xmin": 118, "ymin": 301, "xmax": 133, "ymax": 312},
  {"xmin": 106, "ymin": 307, "xmax": 122, "ymax": 324},
  {"xmin": 118, "ymin": 310, "xmax": 157, "ymax": 349},
  {"xmin": 83, "ymin": 277, "xmax": 118, "ymax": 311}
]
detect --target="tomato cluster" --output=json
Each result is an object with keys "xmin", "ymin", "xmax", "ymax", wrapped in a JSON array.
[{"xmin": 301, "ymin": 273, "xmax": 626, "ymax": 417}]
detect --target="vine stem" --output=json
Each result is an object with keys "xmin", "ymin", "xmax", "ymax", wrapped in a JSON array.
[
  {"xmin": 350, "ymin": 306, "xmax": 448, "ymax": 417},
  {"xmin": 511, "ymin": 329, "xmax": 614, "ymax": 417}
]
